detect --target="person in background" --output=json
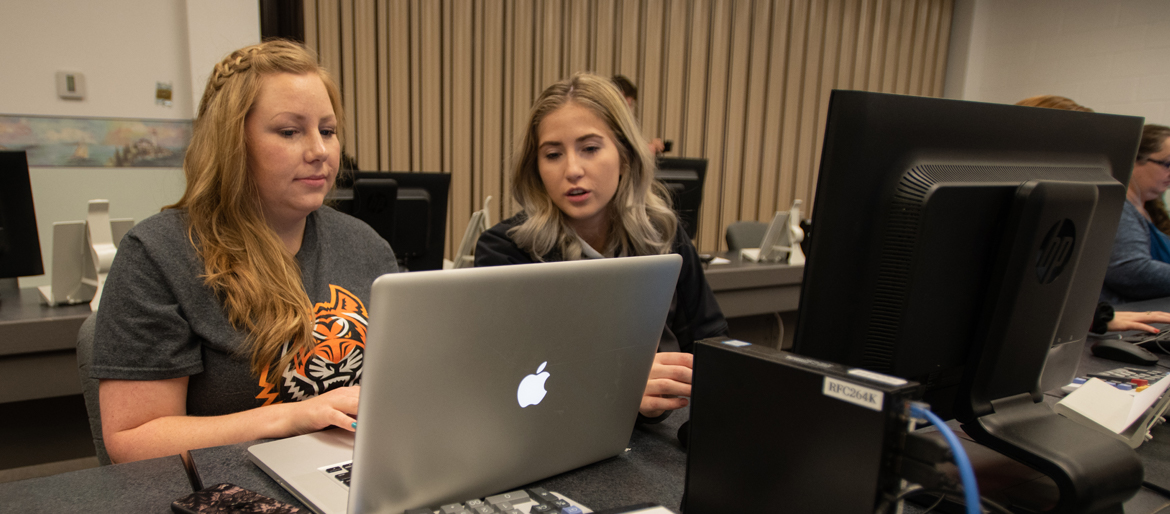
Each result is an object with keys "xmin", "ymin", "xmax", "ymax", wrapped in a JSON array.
[
  {"xmin": 91, "ymin": 40, "xmax": 398, "ymax": 463},
  {"xmin": 476, "ymin": 72, "xmax": 728, "ymax": 422},
  {"xmin": 612, "ymin": 74, "xmax": 667, "ymax": 155},
  {"xmin": 1102, "ymin": 123, "xmax": 1170, "ymax": 304},
  {"xmin": 1016, "ymin": 96, "xmax": 1170, "ymax": 331}
]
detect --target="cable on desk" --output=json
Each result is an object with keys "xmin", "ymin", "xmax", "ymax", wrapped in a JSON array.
[
  {"xmin": 876, "ymin": 486, "xmax": 1012, "ymax": 514},
  {"xmin": 909, "ymin": 402, "xmax": 981, "ymax": 514},
  {"xmin": 1144, "ymin": 480, "xmax": 1170, "ymax": 498}
]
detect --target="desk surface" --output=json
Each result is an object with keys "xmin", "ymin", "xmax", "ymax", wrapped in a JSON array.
[
  {"xmin": 0, "ymin": 287, "xmax": 91, "ymax": 403},
  {"xmin": 0, "ymin": 454, "xmax": 189, "ymax": 511},
  {"xmin": 13, "ymin": 299, "xmax": 1170, "ymax": 512},
  {"xmin": 702, "ymin": 258, "xmax": 803, "ymax": 317},
  {"xmin": 0, "ymin": 287, "xmax": 89, "ymax": 357}
]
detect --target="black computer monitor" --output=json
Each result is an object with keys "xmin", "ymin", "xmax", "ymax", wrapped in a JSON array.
[
  {"xmin": 0, "ymin": 151, "xmax": 45, "ymax": 289},
  {"xmin": 655, "ymin": 158, "xmax": 706, "ymax": 240},
  {"xmin": 350, "ymin": 177, "xmax": 398, "ymax": 250},
  {"xmin": 336, "ymin": 171, "xmax": 450, "ymax": 271},
  {"xmin": 791, "ymin": 91, "xmax": 1143, "ymax": 511}
]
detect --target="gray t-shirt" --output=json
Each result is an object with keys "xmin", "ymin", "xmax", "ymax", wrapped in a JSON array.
[{"xmin": 91, "ymin": 207, "xmax": 398, "ymax": 417}]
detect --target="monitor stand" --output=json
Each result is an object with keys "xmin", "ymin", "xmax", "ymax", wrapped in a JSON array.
[
  {"xmin": 956, "ymin": 182, "xmax": 1141, "ymax": 513},
  {"xmin": 0, "ymin": 278, "xmax": 17, "ymax": 307},
  {"xmin": 962, "ymin": 397, "xmax": 1139, "ymax": 513}
]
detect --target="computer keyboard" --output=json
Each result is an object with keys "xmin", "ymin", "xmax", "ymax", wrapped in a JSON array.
[
  {"xmin": 1121, "ymin": 326, "xmax": 1170, "ymax": 352},
  {"xmin": 319, "ymin": 461, "xmax": 590, "ymax": 513},
  {"xmin": 410, "ymin": 488, "xmax": 590, "ymax": 514}
]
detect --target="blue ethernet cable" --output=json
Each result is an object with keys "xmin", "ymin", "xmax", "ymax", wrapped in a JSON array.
[{"xmin": 909, "ymin": 402, "xmax": 981, "ymax": 514}]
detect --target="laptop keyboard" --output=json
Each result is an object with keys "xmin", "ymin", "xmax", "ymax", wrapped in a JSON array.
[
  {"xmin": 319, "ymin": 461, "xmax": 591, "ymax": 513},
  {"xmin": 321, "ymin": 461, "xmax": 353, "ymax": 486}
]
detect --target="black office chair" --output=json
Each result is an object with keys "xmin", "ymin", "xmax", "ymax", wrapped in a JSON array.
[
  {"xmin": 725, "ymin": 221, "xmax": 768, "ymax": 252},
  {"xmin": 76, "ymin": 314, "xmax": 111, "ymax": 465}
]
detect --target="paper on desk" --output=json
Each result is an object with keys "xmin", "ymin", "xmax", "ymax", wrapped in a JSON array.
[
  {"xmin": 710, "ymin": 257, "xmax": 731, "ymax": 265},
  {"xmin": 739, "ymin": 248, "xmax": 761, "ymax": 262},
  {"xmin": 1055, "ymin": 376, "xmax": 1170, "ymax": 433}
]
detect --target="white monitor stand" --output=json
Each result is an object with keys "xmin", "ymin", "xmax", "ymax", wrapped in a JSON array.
[
  {"xmin": 39, "ymin": 200, "xmax": 133, "ymax": 309},
  {"xmin": 449, "ymin": 196, "xmax": 492, "ymax": 270},
  {"xmin": 757, "ymin": 200, "xmax": 806, "ymax": 264}
]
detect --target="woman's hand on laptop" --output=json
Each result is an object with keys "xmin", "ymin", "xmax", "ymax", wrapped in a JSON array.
[
  {"xmin": 640, "ymin": 352, "xmax": 693, "ymax": 418},
  {"xmin": 279, "ymin": 385, "xmax": 361, "ymax": 435}
]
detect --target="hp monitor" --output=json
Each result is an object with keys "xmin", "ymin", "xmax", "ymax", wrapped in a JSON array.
[{"xmin": 792, "ymin": 91, "xmax": 1144, "ymax": 512}]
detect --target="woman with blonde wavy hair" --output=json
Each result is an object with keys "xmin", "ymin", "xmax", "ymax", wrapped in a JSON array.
[
  {"xmin": 91, "ymin": 40, "xmax": 398, "ymax": 463},
  {"xmin": 475, "ymin": 72, "xmax": 727, "ymax": 422}
]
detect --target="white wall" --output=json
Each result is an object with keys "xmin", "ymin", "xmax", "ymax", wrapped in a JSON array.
[
  {"xmin": 945, "ymin": 0, "xmax": 1170, "ymax": 125},
  {"xmin": 0, "ymin": 0, "xmax": 258, "ymax": 288}
]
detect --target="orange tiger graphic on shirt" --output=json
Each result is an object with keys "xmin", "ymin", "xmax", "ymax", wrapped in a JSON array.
[{"xmin": 256, "ymin": 285, "xmax": 369, "ymax": 405}]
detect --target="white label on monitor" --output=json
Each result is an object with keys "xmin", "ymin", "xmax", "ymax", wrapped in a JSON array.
[
  {"xmin": 847, "ymin": 368, "xmax": 908, "ymax": 386},
  {"xmin": 823, "ymin": 377, "xmax": 884, "ymax": 411}
]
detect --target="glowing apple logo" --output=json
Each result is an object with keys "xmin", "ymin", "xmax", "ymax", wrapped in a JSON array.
[{"xmin": 517, "ymin": 361, "xmax": 550, "ymax": 408}]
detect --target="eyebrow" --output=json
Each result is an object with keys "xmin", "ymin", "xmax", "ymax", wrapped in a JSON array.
[
  {"xmin": 269, "ymin": 112, "xmax": 337, "ymax": 123},
  {"xmin": 538, "ymin": 132, "xmax": 604, "ymax": 150}
]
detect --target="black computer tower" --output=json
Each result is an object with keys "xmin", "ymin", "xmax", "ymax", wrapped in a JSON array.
[{"xmin": 685, "ymin": 338, "xmax": 918, "ymax": 513}]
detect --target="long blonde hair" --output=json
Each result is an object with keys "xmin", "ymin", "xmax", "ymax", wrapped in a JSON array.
[
  {"xmin": 168, "ymin": 40, "xmax": 345, "ymax": 384},
  {"xmin": 509, "ymin": 72, "xmax": 677, "ymax": 260}
]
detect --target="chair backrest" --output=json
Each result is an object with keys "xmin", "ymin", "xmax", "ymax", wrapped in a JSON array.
[
  {"xmin": 76, "ymin": 313, "xmax": 111, "ymax": 465},
  {"xmin": 725, "ymin": 220, "xmax": 768, "ymax": 252}
]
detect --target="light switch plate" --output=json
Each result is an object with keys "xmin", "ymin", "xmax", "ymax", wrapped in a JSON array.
[{"xmin": 56, "ymin": 71, "xmax": 85, "ymax": 100}]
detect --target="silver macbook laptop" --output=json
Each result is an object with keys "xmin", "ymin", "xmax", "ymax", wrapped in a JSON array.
[{"xmin": 249, "ymin": 254, "xmax": 683, "ymax": 513}]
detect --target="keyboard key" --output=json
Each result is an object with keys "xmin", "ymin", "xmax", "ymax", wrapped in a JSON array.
[
  {"xmin": 441, "ymin": 503, "xmax": 469, "ymax": 513},
  {"xmin": 530, "ymin": 505, "xmax": 554, "ymax": 513},
  {"xmin": 527, "ymin": 487, "xmax": 555, "ymax": 501},
  {"xmin": 486, "ymin": 491, "xmax": 530, "ymax": 505},
  {"xmin": 472, "ymin": 506, "xmax": 496, "ymax": 514},
  {"xmin": 326, "ymin": 466, "xmax": 343, "ymax": 473}
]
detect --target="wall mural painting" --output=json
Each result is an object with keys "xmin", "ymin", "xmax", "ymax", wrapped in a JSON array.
[{"xmin": 0, "ymin": 114, "xmax": 191, "ymax": 168}]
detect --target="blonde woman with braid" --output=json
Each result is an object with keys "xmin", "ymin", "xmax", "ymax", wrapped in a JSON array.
[
  {"xmin": 91, "ymin": 40, "xmax": 398, "ymax": 463},
  {"xmin": 475, "ymin": 73, "xmax": 727, "ymax": 423}
]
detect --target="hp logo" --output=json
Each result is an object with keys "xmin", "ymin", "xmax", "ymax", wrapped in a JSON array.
[{"xmin": 1035, "ymin": 219, "xmax": 1076, "ymax": 285}]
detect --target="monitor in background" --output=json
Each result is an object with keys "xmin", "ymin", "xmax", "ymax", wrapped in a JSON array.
[
  {"xmin": 656, "ymin": 157, "xmax": 706, "ymax": 240},
  {"xmin": 0, "ymin": 151, "xmax": 45, "ymax": 293},
  {"xmin": 336, "ymin": 171, "xmax": 450, "ymax": 271},
  {"xmin": 792, "ymin": 90, "xmax": 1143, "ymax": 511},
  {"xmin": 350, "ymin": 177, "xmax": 398, "ymax": 249}
]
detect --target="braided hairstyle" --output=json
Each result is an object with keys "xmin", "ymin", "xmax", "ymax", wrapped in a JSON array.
[{"xmin": 168, "ymin": 40, "xmax": 345, "ymax": 389}]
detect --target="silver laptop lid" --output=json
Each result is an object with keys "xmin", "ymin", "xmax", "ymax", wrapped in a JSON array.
[{"xmin": 350, "ymin": 254, "xmax": 682, "ymax": 513}]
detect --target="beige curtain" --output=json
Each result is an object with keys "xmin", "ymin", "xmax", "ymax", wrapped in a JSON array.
[{"xmin": 304, "ymin": 0, "xmax": 953, "ymax": 257}]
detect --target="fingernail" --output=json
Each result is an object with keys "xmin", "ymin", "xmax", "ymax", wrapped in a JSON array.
[{"xmin": 351, "ymin": 422, "xmax": 357, "ymax": 429}]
